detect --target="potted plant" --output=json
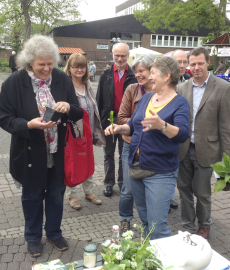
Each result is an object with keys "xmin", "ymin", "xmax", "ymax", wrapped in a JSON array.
[
  {"xmin": 211, "ymin": 152, "xmax": 230, "ymax": 193},
  {"xmin": 101, "ymin": 224, "xmax": 163, "ymax": 270}
]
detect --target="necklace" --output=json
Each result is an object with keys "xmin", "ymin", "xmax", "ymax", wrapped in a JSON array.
[
  {"xmin": 73, "ymin": 82, "xmax": 84, "ymax": 88},
  {"xmin": 155, "ymin": 93, "xmax": 176, "ymax": 102}
]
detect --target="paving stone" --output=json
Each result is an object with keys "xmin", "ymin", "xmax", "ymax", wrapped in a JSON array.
[
  {"xmin": 20, "ymin": 262, "xmax": 33, "ymax": 270},
  {"xmin": 1, "ymin": 253, "xmax": 13, "ymax": 263},
  {"xmin": 0, "ymin": 246, "xmax": 7, "ymax": 255},
  {"xmin": 8, "ymin": 245, "xmax": 19, "ymax": 254},
  {"xmin": 7, "ymin": 262, "xmax": 20, "ymax": 270},
  {"xmin": 0, "ymin": 262, "xmax": 7, "ymax": 270},
  {"xmin": 3, "ymin": 239, "xmax": 14, "ymax": 246}
]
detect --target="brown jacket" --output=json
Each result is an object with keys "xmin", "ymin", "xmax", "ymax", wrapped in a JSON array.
[
  {"xmin": 177, "ymin": 73, "xmax": 230, "ymax": 167},
  {"xmin": 73, "ymin": 80, "xmax": 106, "ymax": 147},
  {"xmin": 118, "ymin": 83, "xmax": 143, "ymax": 143}
]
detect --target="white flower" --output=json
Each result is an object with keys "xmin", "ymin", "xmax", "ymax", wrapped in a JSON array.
[
  {"xmin": 133, "ymin": 224, "xmax": 137, "ymax": 228},
  {"xmin": 104, "ymin": 262, "xmax": 108, "ymax": 265},
  {"xmin": 110, "ymin": 243, "xmax": 121, "ymax": 250},
  {"xmin": 116, "ymin": 251, "xmax": 124, "ymax": 261},
  {"xmin": 122, "ymin": 230, "xmax": 134, "ymax": 239},
  {"xmin": 131, "ymin": 261, "xmax": 138, "ymax": 269}
]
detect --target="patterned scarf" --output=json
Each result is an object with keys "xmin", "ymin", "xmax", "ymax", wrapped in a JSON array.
[{"xmin": 28, "ymin": 71, "xmax": 60, "ymax": 153}]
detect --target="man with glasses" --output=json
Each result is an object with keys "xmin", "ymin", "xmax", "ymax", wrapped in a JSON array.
[
  {"xmin": 172, "ymin": 50, "xmax": 191, "ymax": 84},
  {"xmin": 177, "ymin": 47, "xmax": 230, "ymax": 239},
  {"xmin": 96, "ymin": 42, "xmax": 137, "ymax": 197}
]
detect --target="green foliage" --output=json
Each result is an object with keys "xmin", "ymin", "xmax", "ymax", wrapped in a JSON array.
[
  {"xmin": 134, "ymin": 0, "xmax": 230, "ymax": 40},
  {"xmin": 0, "ymin": 59, "xmax": 9, "ymax": 67},
  {"xmin": 101, "ymin": 224, "xmax": 163, "ymax": 270},
  {"xmin": 211, "ymin": 153, "xmax": 230, "ymax": 193},
  {"xmin": 108, "ymin": 110, "xmax": 114, "ymax": 143},
  {"xmin": 0, "ymin": 0, "xmax": 82, "ymax": 46}
]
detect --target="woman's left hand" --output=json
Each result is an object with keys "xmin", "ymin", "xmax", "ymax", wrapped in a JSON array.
[
  {"xmin": 141, "ymin": 109, "xmax": 165, "ymax": 132},
  {"xmin": 53, "ymin": 102, "xmax": 70, "ymax": 114}
]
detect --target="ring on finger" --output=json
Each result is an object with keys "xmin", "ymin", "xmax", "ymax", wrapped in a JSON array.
[{"xmin": 149, "ymin": 124, "xmax": 152, "ymax": 129}]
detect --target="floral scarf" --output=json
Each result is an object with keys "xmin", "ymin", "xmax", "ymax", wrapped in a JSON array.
[{"xmin": 28, "ymin": 71, "xmax": 60, "ymax": 153}]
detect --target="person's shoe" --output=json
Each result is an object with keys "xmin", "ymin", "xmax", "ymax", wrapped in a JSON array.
[
  {"xmin": 103, "ymin": 186, "xmax": 113, "ymax": 197},
  {"xmin": 85, "ymin": 194, "xmax": 102, "ymax": 205},
  {"xmin": 197, "ymin": 227, "xmax": 210, "ymax": 239},
  {"xmin": 69, "ymin": 198, "xmax": 81, "ymax": 210},
  {"xmin": 28, "ymin": 241, "xmax": 42, "ymax": 257},
  {"xmin": 121, "ymin": 220, "xmax": 130, "ymax": 234},
  {"xmin": 170, "ymin": 200, "xmax": 178, "ymax": 209},
  {"xmin": 47, "ymin": 236, "xmax": 69, "ymax": 251}
]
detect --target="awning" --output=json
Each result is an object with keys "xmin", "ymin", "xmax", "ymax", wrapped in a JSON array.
[
  {"xmin": 58, "ymin": 47, "xmax": 86, "ymax": 55},
  {"xmin": 204, "ymin": 33, "xmax": 230, "ymax": 46}
]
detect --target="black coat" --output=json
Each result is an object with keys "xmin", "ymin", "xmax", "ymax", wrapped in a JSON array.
[
  {"xmin": 0, "ymin": 68, "xmax": 83, "ymax": 189},
  {"xmin": 96, "ymin": 64, "xmax": 137, "ymax": 129}
]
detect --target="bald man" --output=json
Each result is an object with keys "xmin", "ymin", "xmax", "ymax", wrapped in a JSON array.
[
  {"xmin": 96, "ymin": 43, "xmax": 137, "ymax": 197},
  {"xmin": 172, "ymin": 50, "xmax": 190, "ymax": 84}
]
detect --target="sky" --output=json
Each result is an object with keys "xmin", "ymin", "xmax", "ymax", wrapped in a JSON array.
[{"xmin": 78, "ymin": 0, "xmax": 126, "ymax": 22}]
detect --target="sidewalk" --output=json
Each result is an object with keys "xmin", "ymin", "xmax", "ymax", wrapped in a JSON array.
[{"xmin": 0, "ymin": 74, "xmax": 230, "ymax": 269}]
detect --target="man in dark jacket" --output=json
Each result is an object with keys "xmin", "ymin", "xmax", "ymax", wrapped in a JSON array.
[
  {"xmin": 96, "ymin": 42, "xmax": 137, "ymax": 197},
  {"xmin": 9, "ymin": 51, "xmax": 18, "ymax": 73}
]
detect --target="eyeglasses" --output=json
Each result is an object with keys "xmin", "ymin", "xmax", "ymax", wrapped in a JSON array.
[
  {"xmin": 70, "ymin": 66, "xmax": 86, "ymax": 70},
  {"xmin": 114, "ymin": 54, "xmax": 128, "ymax": 58},
  {"xmin": 177, "ymin": 60, "xmax": 188, "ymax": 65}
]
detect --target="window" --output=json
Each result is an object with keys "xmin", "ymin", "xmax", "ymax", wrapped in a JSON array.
[
  {"xmin": 188, "ymin": 37, "xmax": 193, "ymax": 47},
  {"xmin": 150, "ymin": 34, "xmax": 200, "ymax": 48},
  {"xmin": 164, "ymin": 36, "xmax": 169, "ymax": 46},
  {"xmin": 170, "ymin": 36, "xmax": 174, "ymax": 46},
  {"xmin": 157, "ymin": 35, "xmax": 162, "ymax": 46},
  {"xmin": 176, "ymin": 36, "xmax": 181, "ymax": 46},
  {"xmin": 182, "ymin": 37, "xmax": 186, "ymax": 46},
  {"xmin": 194, "ymin": 37, "xmax": 198, "ymax": 47},
  {"xmin": 151, "ymin": 35, "xmax": 156, "ymax": 46}
]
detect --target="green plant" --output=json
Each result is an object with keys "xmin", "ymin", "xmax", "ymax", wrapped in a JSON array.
[
  {"xmin": 211, "ymin": 152, "xmax": 230, "ymax": 193},
  {"xmin": 101, "ymin": 224, "xmax": 163, "ymax": 270},
  {"xmin": 0, "ymin": 59, "xmax": 9, "ymax": 67},
  {"xmin": 108, "ymin": 111, "xmax": 114, "ymax": 143}
]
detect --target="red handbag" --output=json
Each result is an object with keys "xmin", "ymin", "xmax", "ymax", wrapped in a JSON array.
[{"xmin": 64, "ymin": 109, "xmax": 95, "ymax": 187}]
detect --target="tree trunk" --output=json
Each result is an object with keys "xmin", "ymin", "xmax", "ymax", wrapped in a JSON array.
[{"xmin": 20, "ymin": 0, "xmax": 32, "ymax": 42}]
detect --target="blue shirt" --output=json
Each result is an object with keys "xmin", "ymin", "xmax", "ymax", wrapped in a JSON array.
[
  {"xmin": 127, "ymin": 93, "xmax": 190, "ymax": 173},
  {"xmin": 191, "ymin": 72, "xmax": 210, "ymax": 143}
]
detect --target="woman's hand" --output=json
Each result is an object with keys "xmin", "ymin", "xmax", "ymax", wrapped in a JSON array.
[
  {"xmin": 27, "ymin": 117, "xmax": 57, "ymax": 130},
  {"xmin": 141, "ymin": 109, "xmax": 165, "ymax": 132},
  {"xmin": 53, "ymin": 102, "xmax": 70, "ymax": 114},
  {"xmin": 104, "ymin": 124, "xmax": 121, "ymax": 136}
]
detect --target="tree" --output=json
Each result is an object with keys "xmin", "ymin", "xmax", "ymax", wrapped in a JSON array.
[
  {"xmin": 0, "ymin": 0, "xmax": 82, "ymax": 46},
  {"xmin": 134, "ymin": 0, "xmax": 230, "ymax": 41}
]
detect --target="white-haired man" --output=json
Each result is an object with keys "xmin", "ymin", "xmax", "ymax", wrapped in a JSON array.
[
  {"xmin": 172, "ymin": 50, "xmax": 190, "ymax": 84},
  {"xmin": 96, "ymin": 43, "xmax": 137, "ymax": 197},
  {"xmin": 9, "ymin": 51, "xmax": 18, "ymax": 73}
]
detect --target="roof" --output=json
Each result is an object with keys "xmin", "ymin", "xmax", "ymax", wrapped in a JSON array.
[
  {"xmin": 116, "ymin": 0, "xmax": 140, "ymax": 13},
  {"xmin": 51, "ymin": 14, "xmax": 210, "ymax": 39},
  {"xmin": 205, "ymin": 33, "xmax": 230, "ymax": 46},
  {"xmin": 58, "ymin": 47, "xmax": 86, "ymax": 55}
]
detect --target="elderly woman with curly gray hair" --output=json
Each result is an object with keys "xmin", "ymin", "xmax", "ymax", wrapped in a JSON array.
[
  {"xmin": 0, "ymin": 35, "xmax": 83, "ymax": 257},
  {"xmin": 105, "ymin": 57, "xmax": 190, "ymax": 240}
]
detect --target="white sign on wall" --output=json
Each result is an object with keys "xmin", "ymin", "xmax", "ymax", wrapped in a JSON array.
[
  {"xmin": 217, "ymin": 48, "xmax": 230, "ymax": 57},
  {"xmin": 97, "ymin": 44, "xmax": 108, "ymax": 50}
]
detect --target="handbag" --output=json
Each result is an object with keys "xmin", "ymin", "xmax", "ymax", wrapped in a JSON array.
[
  {"xmin": 64, "ymin": 108, "xmax": 95, "ymax": 187},
  {"xmin": 129, "ymin": 162, "xmax": 156, "ymax": 179}
]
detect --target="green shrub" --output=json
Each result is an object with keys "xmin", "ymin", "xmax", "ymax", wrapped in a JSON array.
[
  {"xmin": 0, "ymin": 67, "xmax": 11, "ymax": 72},
  {"xmin": 0, "ymin": 59, "xmax": 9, "ymax": 67}
]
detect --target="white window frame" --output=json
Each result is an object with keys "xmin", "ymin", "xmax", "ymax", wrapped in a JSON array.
[{"xmin": 150, "ymin": 34, "xmax": 201, "ymax": 48}]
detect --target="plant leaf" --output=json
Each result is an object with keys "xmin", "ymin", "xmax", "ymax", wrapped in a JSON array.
[
  {"xmin": 223, "ymin": 152, "xmax": 230, "ymax": 171},
  {"xmin": 225, "ymin": 174, "xmax": 230, "ymax": 183},
  {"xmin": 211, "ymin": 162, "xmax": 228, "ymax": 177},
  {"xmin": 214, "ymin": 179, "xmax": 226, "ymax": 194}
]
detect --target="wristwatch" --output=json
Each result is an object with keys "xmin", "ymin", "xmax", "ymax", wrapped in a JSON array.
[{"xmin": 161, "ymin": 122, "xmax": 167, "ymax": 132}]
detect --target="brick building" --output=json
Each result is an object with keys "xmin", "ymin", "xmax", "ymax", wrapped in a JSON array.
[{"xmin": 48, "ymin": 14, "xmax": 210, "ymax": 65}]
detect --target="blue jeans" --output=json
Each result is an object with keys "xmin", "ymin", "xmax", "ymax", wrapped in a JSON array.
[
  {"xmin": 119, "ymin": 142, "xmax": 134, "ymax": 222},
  {"xmin": 129, "ymin": 168, "xmax": 178, "ymax": 240},
  {"xmin": 21, "ymin": 167, "xmax": 66, "ymax": 242}
]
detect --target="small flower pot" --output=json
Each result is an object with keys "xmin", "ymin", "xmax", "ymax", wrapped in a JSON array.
[{"xmin": 217, "ymin": 177, "xmax": 230, "ymax": 191}]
